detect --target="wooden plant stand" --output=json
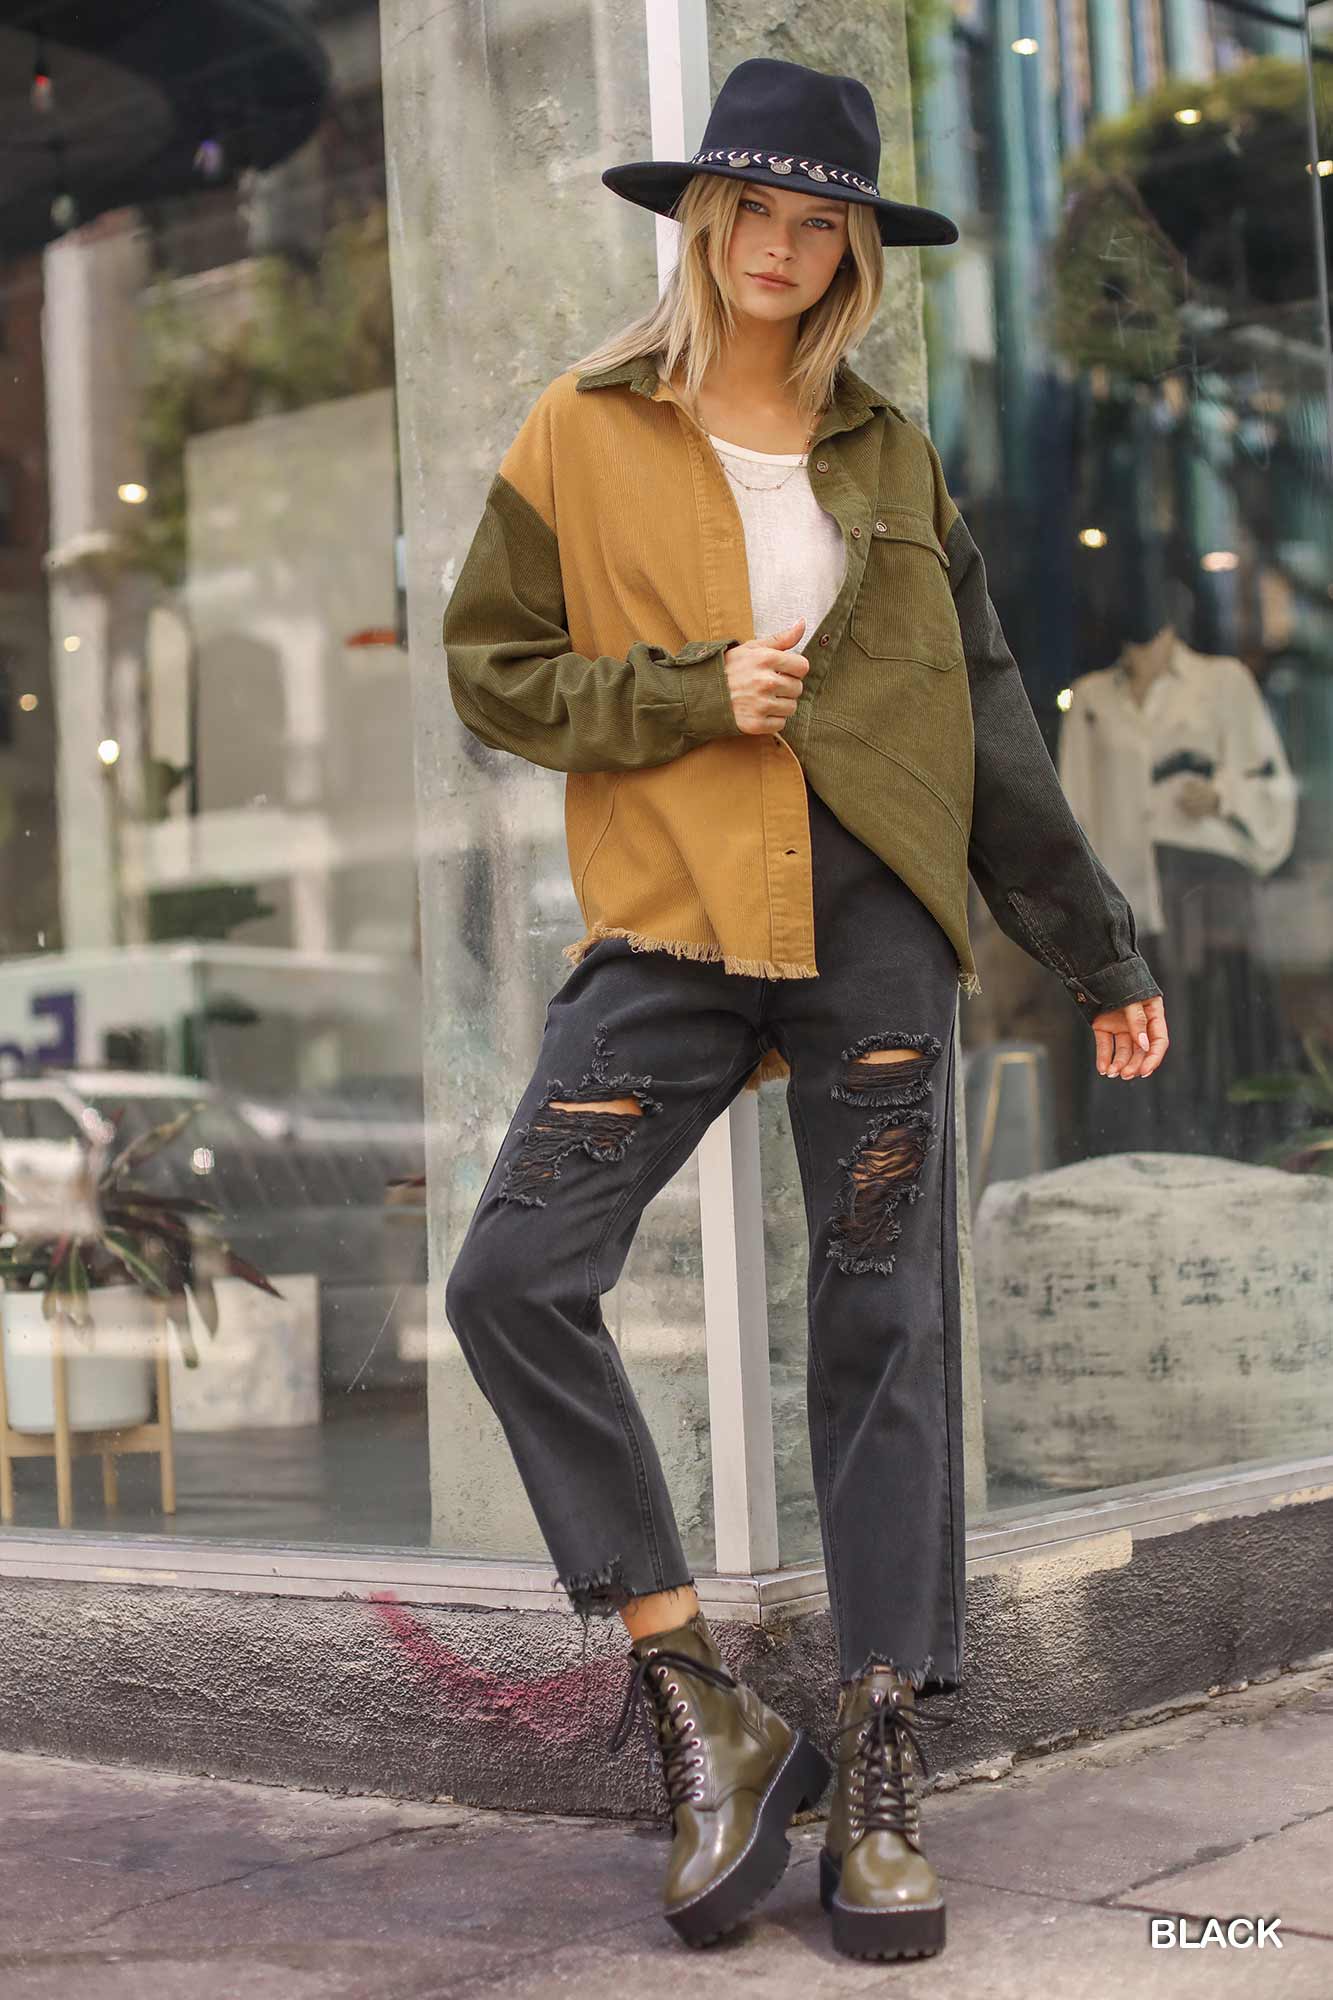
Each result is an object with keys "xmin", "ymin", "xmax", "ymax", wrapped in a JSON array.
[{"xmin": 0, "ymin": 1293, "xmax": 177, "ymax": 1529}]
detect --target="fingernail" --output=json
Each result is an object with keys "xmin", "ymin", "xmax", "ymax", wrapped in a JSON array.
[{"xmin": 1138, "ymin": 1032, "xmax": 1150, "ymax": 1051}]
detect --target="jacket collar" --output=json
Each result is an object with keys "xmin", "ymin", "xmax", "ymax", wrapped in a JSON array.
[{"xmin": 574, "ymin": 350, "xmax": 903, "ymax": 440}]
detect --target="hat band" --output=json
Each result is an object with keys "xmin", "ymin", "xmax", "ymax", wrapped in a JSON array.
[{"xmin": 690, "ymin": 146, "xmax": 880, "ymax": 199}]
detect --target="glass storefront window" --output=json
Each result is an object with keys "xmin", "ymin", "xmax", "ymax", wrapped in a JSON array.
[
  {"xmin": 0, "ymin": 3, "xmax": 436, "ymax": 1546},
  {"xmin": 925, "ymin": 0, "xmax": 1333, "ymax": 1514},
  {"xmin": 1, "ymin": 2, "xmax": 1329, "ymax": 1584}
]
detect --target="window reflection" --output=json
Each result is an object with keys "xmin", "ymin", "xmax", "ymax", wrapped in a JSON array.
[
  {"xmin": 919, "ymin": 0, "xmax": 1333, "ymax": 1514},
  {"xmin": 0, "ymin": 2, "xmax": 429, "ymax": 1544},
  {"xmin": 0, "ymin": 0, "xmax": 1327, "ymax": 1566}
]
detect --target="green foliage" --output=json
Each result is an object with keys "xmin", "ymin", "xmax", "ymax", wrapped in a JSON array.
[
  {"xmin": 124, "ymin": 200, "xmax": 396, "ymax": 587},
  {"xmin": 1228, "ymin": 1031, "xmax": 1333, "ymax": 1177},
  {"xmin": 1044, "ymin": 176, "xmax": 1188, "ymax": 378},
  {"xmin": 1063, "ymin": 53, "xmax": 1312, "ymax": 194},
  {"xmin": 904, "ymin": 0, "xmax": 957, "ymax": 99},
  {"xmin": 904, "ymin": 0, "xmax": 969, "ymax": 384},
  {"xmin": 1049, "ymin": 53, "xmax": 1325, "ymax": 377}
]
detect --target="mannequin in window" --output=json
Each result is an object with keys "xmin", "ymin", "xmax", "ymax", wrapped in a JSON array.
[{"xmin": 1057, "ymin": 583, "xmax": 1298, "ymax": 1163}]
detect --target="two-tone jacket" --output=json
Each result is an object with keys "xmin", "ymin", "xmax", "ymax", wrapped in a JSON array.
[{"xmin": 442, "ymin": 348, "xmax": 1163, "ymax": 1092}]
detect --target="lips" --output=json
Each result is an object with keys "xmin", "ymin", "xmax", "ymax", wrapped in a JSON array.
[{"xmin": 750, "ymin": 272, "xmax": 795, "ymax": 287}]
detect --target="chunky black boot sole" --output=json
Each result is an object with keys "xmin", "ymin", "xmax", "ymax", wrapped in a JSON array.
[
  {"xmin": 819, "ymin": 1845, "xmax": 946, "ymax": 1959},
  {"xmin": 664, "ymin": 1730, "xmax": 832, "ymax": 1948}
]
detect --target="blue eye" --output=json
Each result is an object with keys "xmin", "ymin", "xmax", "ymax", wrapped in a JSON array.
[{"xmin": 740, "ymin": 198, "xmax": 834, "ymax": 229}]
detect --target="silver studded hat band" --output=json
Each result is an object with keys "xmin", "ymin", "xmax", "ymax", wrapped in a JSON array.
[
  {"xmin": 691, "ymin": 147, "xmax": 880, "ymax": 199},
  {"xmin": 602, "ymin": 56, "xmax": 959, "ymax": 250}
]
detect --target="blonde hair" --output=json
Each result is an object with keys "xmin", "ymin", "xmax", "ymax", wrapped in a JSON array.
[{"xmin": 569, "ymin": 171, "xmax": 885, "ymax": 430}]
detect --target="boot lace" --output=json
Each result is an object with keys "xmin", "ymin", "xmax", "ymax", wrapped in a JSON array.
[
  {"xmin": 606, "ymin": 1646, "xmax": 739, "ymax": 1813},
  {"xmin": 832, "ymin": 1688, "xmax": 955, "ymax": 1844}
]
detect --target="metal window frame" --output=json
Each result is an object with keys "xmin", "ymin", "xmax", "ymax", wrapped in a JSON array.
[{"xmin": 3, "ymin": 1453, "xmax": 1329, "ymax": 1618}]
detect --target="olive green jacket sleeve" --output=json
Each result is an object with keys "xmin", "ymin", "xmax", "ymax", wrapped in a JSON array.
[
  {"xmin": 944, "ymin": 508, "xmax": 1164, "ymax": 1029},
  {"xmin": 443, "ymin": 469, "xmax": 744, "ymax": 774}
]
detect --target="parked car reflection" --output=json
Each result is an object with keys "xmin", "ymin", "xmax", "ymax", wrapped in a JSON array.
[{"xmin": 0, "ymin": 1070, "xmax": 428, "ymax": 1393}]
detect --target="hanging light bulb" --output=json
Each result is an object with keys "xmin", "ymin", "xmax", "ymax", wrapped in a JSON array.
[
  {"xmin": 48, "ymin": 132, "xmax": 78, "ymax": 233},
  {"xmin": 194, "ymin": 136, "xmax": 226, "ymax": 181},
  {"xmin": 31, "ymin": 34, "xmax": 53, "ymax": 112}
]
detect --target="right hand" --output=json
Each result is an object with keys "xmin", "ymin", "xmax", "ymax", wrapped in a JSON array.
[{"xmin": 723, "ymin": 618, "xmax": 810, "ymax": 736}]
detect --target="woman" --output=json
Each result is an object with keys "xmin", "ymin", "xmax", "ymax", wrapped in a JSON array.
[{"xmin": 442, "ymin": 57, "xmax": 1169, "ymax": 1964}]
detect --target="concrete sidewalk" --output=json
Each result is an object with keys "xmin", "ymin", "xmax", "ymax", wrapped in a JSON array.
[{"xmin": 1, "ymin": 1660, "xmax": 1329, "ymax": 2000}]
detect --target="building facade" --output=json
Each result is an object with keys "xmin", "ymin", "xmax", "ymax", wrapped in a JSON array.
[{"xmin": 0, "ymin": 0, "xmax": 1330, "ymax": 1809}]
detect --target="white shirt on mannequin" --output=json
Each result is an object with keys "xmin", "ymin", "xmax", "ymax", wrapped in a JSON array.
[{"xmin": 1057, "ymin": 635, "xmax": 1297, "ymax": 936}]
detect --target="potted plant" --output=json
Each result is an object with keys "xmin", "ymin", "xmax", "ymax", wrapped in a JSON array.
[
  {"xmin": 0, "ymin": 1101, "xmax": 283, "ymax": 1434},
  {"xmin": 1228, "ymin": 1030, "xmax": 1333, "ymax": 1177}
]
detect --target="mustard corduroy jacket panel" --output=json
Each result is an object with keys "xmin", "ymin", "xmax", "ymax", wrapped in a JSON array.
[{"xmin": 443, "ymin": 350, "xmax": 1162, "ymax": 1091}]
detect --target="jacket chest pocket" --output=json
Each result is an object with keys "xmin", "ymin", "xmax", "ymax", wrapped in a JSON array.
[{"xmin": 850, "ymin": 507, "xmax": 963, "ymax": 671}]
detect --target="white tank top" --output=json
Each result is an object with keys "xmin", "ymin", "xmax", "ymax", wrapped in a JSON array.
[{"xmin": 707, "ymin": 434, "xmax": 847, "ymax": 657}]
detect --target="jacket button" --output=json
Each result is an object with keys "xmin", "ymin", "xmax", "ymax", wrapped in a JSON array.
[
  {"xmin": 874, "ymin": 517, "xmax": 888, "ymax": 532},
  {"xmin": 815, "ymin": 459, "xmax": 828, "ymax": 473},
  {"xmin": 851, "ymin": 525, "xmax": 862, "ymax": 538},
  {"xmin": 819, "ymin": 633, "xmax": 831, "ymax": 647}
]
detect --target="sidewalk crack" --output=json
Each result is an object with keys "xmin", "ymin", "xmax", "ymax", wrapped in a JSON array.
[
  {"xmin": 1096, "ymin": 1799, "xmax": 1333, "ymax": 1904},
  {"xmin": 59, "ymin": 1822, "xmax": 469, "ymax": 1944}
]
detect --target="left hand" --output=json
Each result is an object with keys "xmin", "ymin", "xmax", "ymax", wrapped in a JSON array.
[
  {"xmin": 1091, "ymin": 993, "xmax": 1169, "ymax": 1079},
  {"xmin": 1175, "ymin": 776, "xmax": 1220, "ymax": 819}
]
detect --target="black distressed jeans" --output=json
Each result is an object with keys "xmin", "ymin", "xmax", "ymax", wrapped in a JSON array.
[{"xmin": 444, "ymin": 780, "xmax": 966, "ymax": 1694}]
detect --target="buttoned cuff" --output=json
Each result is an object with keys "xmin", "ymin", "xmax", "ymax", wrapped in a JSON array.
[
  {"xmin": 1064, "ymin": 953, "xmax": 1164, "ymax": 1028},
  {"xmin": 672, "ymin": 637, "xmax": 744, "ymax": 742}
]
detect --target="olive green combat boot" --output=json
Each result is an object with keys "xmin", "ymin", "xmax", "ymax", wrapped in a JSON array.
[
  {"xmin": 608, "ymin": 1609, "xmax": 831, "ymax": 1947},
  {"xmin": 820, "ymin": 1666, "xmax": 952, "ymax": 1960}
]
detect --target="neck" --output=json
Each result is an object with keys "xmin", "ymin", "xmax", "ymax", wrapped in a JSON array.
[
  {"xmin": 1123, "ymin": 625, "xmax": 1176, "ymax": 679},
  {"xmin": 698, "ymin": 319, "xmax": 802, "ymax": 404}
]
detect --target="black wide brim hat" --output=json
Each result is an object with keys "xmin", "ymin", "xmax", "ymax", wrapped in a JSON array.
[{"xmin": 602, "ymin": 57, "xmax": 958, "ymax": 250}]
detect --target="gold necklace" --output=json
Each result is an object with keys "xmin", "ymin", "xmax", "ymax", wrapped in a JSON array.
[
  {"xmin": 689, "ymin": 387, "xmax": 816, "ymax": 493},
  {"xmin": 711, "ymin": 438, "xmax": 814, "ymax": 493}
]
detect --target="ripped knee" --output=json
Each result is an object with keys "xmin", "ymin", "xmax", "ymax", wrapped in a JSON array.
[
  {"xmin": 827, "ymin": 1108, "xmax": 936, "ymax": 1274},
  {"xmin": 497, "ymin": 1022, "xmax": 662, "ymax": 1208},
  {"xmin": 547, "ymin": 1097, "xmax": 642, "ymax": 1116},
  {"xmin": 827, "ymin": 1030, "xmax": 944, "ymax": 1274},
  {"xmin": 831, "ymin": 1030, "xmax": 943, "ymax": 1107}
]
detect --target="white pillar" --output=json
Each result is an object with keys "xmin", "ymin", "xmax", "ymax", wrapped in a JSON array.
[{"xmin": 41, "ymin": 212, "xmax": 152, "ymax": 951}]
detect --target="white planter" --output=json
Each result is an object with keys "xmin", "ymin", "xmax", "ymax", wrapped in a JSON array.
[
  {"xmin": 0, "ymin": 1284, "xmax": 158, "ymax": 1435},
  {"xmin": 166, "ymin": 1273, "xmax": 320, "ymax": 1431}
]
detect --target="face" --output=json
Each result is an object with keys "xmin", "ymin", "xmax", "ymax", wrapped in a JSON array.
[{"xmin": 726, "ymin": 179, "xmax": 851, "ymax": 316}]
